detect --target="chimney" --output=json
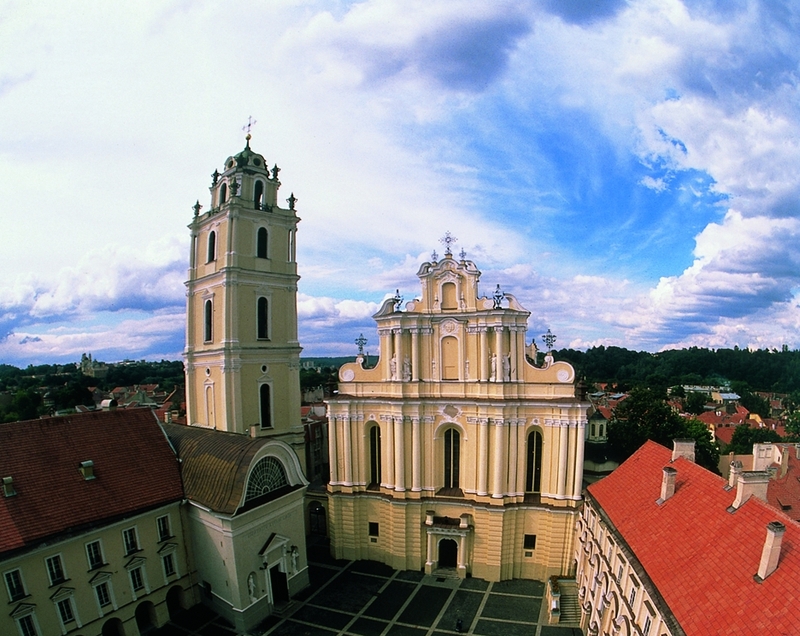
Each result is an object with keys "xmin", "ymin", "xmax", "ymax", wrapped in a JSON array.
[
  {"xmin": 2, "ymin": 476, "xmax": 16, "ymax": 497},
  {"xmin": 672, "ymin": 439, "xmax": 696, "ymax": 463},
  {"xmin": 730, "ymin": 471, "xmax": 770, "ymax": 510},
  {"xmin": 756, "ymin": 521, "xmax": 786, "ymax": 581},
  {"xmin": 657, "ymin": 467, "xmax": 677, "ymax": 504},
  {"xmin": 79, "ymin": 460, "xmax": 95, "ymax": 481},
  {"xmin": 728, "ymin": 460, "xmax": 743, "ymax": 489}
]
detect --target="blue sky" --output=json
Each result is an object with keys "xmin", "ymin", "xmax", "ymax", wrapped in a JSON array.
[{"xmin": 1, "ymin": 0, "xmax": 799, "ymax": 366}]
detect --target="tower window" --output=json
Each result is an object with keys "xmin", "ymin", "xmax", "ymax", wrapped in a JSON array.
[
  {"xmin": 257, "ymin": 227, "xmax": 268, "ymax": 258},
  {"xmin": 204, "ymin": 299, "xmax": 213, "ymax": 342},
  {"xmin": 207, "ymin": 231, "xmax": 216, "ymax": 262},
  {"xmin": 257, "ymin": 297, "xmax": 269, "ymax": 340},
  {"xmin": 525, "ymin": 430, "xmax": 543, "ymax": 493},
  {"xmin": 369, "ymin": 425, "xmax": 381, "ymax": 487},
  {"xmin": 443, "ymin": 428, "xmax": 460, "ymax": 489},
  {"xmin": 288, "ymin": 229, "xmax": 295, "ymax": 262},
  {"xmin": 219, "ymin": 182, "xmax": 227, "ymax": 205},
  {"xmin": 259, "ymin": 384, "xmax": 272, "ymax": 429},
  {"xmin": 254, "ymin": 180, "xmax": 264, "ymax": 209}
]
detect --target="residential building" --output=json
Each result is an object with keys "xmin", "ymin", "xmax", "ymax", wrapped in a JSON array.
[
  {"xmin": 577, "ymin": 439, "xmax": 800, "ymax": 635},
  {"xmin": 327, "ymin": 247, "xmax": 589, "ymax": 581},
  {"xmin": 0, "ymin": 409, "xmax": 196, "ymax": 636}
]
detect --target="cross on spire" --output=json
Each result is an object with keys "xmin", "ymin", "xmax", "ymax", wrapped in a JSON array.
[
  {"xmin": 242, "ymin": 116, "xmax": 257, "ymax": 136},
  {"xmin": 542, "ymin": 328, "xmax": 557, "ymax": 352},
  {"xmin": 439, "ymin": 231, "xmax": 457, "ymax": 256},
  {"xmin": 355, "ymin": 333, "xmax": 368, "ymax": 355}
]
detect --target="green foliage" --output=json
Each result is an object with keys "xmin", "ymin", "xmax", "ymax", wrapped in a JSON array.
[
  {"xmin": 685, "ymin": 391, "xmax": 708, "ymax": 415},
  {"xmin": 726, "ymin": 423, "xmax": 783, "ymax": 454},
  {"xmin": 608, "ymin": 387, "xmax": 720, "ymax": 473}
]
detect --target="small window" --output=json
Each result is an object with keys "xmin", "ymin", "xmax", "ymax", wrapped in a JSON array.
[
  {"xmin": 45, "ymin": 555, "xmax": 66, "ymax": 586},
  {"xmin": 257, "ymin": 297, "xmax": 269, "ymax": 340},
  {"xmin": 130, "ymin": 567, "xmax": 144, "ymax": 591},
  {"xmin": 617, "ymin": 564, "xmax": 624, "ymax": 582},
  {"xmin": 86, "ymin": 541, "xmax": 104, "ymax": 569},
  {"xmin": 257, "ymin": 227, "xmax": 268, "ymax": 258},
  {"xmin": 368, "ymin": 522, "xmax": 379, "ymax": 537},
  {"xmin": 204, "ymin": 299, "xmax": 213, "ymax": 342},
  {"xmin": 523, "ymin": 534, "xmax": 536, "ymax": 550},
  {"xmin": 254, "ymin": 180, "xmax": 264, "ymax": 209},
  {"xmin": 163, "ymin": 553, "xmax": 176, "ymax": 577},
  {"xmin": 17, "ymin": 614, "xmax": 38, "ymax": 636},
  {"xmin": 591, "ymin": 423, "xmax": 596, "ymax": 437},
  {"xmin": 207, "ymin": 230, "xmax": 217, "ymax": 262},
  {"xmin": 157, "ymin": 515, "xmax": 171, "ymax": 542},
  {"xmin": 259, "ymin": 384, "xmax": 272, "ymax": 429},
  {"xmin": 4, "ymin": 568, "xmax": 26, "ymax": 602},
  {"xmin": 57, "ymin": 598, "xmax": 75, "ymax": 624},
  {"xmin": 123, "ymin": 527, "xmax": 139, "ymax": 555},
  {"xmin": 96, "ymin": 582, "xmax": 111, "ymax": 607},
  {"xmin": 629, "ymin": 587, "xmax": 637, "ymax": 606},
  {"xmin": 643, "ymin": 616, "xmax": 652, "ymax": 636}
]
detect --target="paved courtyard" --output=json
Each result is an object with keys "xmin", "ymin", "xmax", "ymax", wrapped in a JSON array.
[{"xmin": 154, "ymin": 541, "xmax": 582, "ymax": 636}]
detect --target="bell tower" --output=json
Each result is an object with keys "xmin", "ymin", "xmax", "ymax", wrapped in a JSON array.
[{"xmin": 184, "ymin": 135, "xmax": 304, "ymax": 460}]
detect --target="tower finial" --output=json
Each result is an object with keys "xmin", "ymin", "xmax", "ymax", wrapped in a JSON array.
[
  {"xmin": 439, "ymin": 231, "xmax": 458, "ymax": 257},
  {"xmin": 242, "ymin": 116, "xmax": 257, "ymax": 146}
]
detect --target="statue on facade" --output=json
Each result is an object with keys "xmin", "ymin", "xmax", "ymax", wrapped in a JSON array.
[
  {"xmin": 390, "ymin": 354, "xmax": 398, "ymax": 380},
  {"xmin": 247, "ymin": 573, "xmax": 257, "ymax": 601},
  {"xmin": 502, "ymin": 353, "xmax": 511, "ymax": 382},
  {"xmin": 402, "ymin": 356, "xmax": 411, "ymax": 382},
  {"xmin": 490, "ymin": 353, "xmax": 497, "ymax": 381},
  {"xmin": 492, "ymin": 284, "xmax": 505, "ymax": 309}
]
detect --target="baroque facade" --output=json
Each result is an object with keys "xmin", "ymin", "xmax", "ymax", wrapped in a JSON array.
[{"xmin": 327, "ymin": 248, "xmax": 588, "ymax": 581}]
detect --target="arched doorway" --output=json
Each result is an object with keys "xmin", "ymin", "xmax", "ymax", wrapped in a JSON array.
[
  {"xmin": 101, "ymin": 618, "xmax": 124, "ymax": 636},
  {"xmin": 309, "ymin": 502, "xmax": 327, "ymax": 535},
  {"xmin": 135, "ymin": 601, "xmax": 156, "ymax": 634},
  {"xmin": 166, "ymin": 585, "xmax": 185, "ymax": 620},
  {"xmin": 438, "ymin": 538, "xmax": 458, "ymax": 568}
]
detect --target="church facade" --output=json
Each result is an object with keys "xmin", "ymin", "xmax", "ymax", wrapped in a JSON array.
[{"xmin": 326, "ymin": 247, "xmax": 588, "ymax": 582}]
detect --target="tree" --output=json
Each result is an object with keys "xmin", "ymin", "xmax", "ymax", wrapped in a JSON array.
[
  {"xmin": 726, "ymin": 423, "xmax": 783, "ymax": 455},
  {"xmin": 682, "ymin": 418, "xmax": 720, "ymax": 473},
  {"xmin": 685, "ymin": 391, "xmax": 708, "ymax": 415}
]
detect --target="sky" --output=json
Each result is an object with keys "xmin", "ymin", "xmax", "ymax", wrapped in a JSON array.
[{"xmin": 1, "ymin": 0, "xmax": 799, "ymax": 367}]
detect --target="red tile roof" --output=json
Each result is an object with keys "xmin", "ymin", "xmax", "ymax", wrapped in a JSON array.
[
  {"xmin": 0, "ymin": 409, "xmax": 183, "ymax": 557},
  {"xmin": 766, "ymin": 446, "xmax": 800, "ymax": 522},
  {"xmin": 588, "ymin": 440, "xmax": 800, "ymax": 635}
]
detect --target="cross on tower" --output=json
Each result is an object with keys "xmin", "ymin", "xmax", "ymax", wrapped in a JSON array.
[
  {"xmin": 439, "ymin": 231, "xmax": 458, "ymax": 256},
  {"xmin": 542, "ymin": 328, "xmax": 557, "ymax": 352},
  {"xmin": 242, "ymin": 116, "xmax": 257, "ymax": 136},
  {"xmin": 355, "ymin": 333, "xmax": 368, "ymax": 355}
]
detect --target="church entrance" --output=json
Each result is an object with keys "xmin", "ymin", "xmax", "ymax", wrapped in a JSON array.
[
  {"xmin": 270, "ymin": 564, "xmax": 290, "ymax": 605},
  {"xmin": 438, "ymin": 538, "xmax": 458, "ymax": 568},
  {"xmin": 309, "ymin": 502, "xmax": 327, "ymax": 535}
]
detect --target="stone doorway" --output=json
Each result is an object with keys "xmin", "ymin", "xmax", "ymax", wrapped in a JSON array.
[{"xmin": 438, "ymin": 538, "xmax": 458, "ymax": 568}]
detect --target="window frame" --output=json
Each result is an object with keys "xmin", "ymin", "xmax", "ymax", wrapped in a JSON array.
[
  {"xmin": 16, "ymin": 613, "xmax": 39, "ymax": 636},
  {"xmin": 130, "ymin": 566, "xmax": 144, "ymax": 592},
  {"xmin": 207, "ymin": 230, "xmax": 217, "ymax": 262},
  {"xmin": 156, "ymin": 515, "xmax": 171, "ymax": 542},
  {"xmin": 122, "ymin": 527, "xmax": 139, "ymax": 556},
  {"xmin": 443, "ymin": 428, "xmax": 460, "ymax": 489},
  {"xmin": 256, "ymin": 226, "xmax": 268, "ymax": 258},
  {"xmin": 162, "ymin": 553, "xmax": 176, "ymax": 578},
  {"xmin": 257, "ymin": 296, "xmax": 270, "ymax": 340},
  {"xmin": 45, "ymin": 554, "xmax": 66, "ymax": 586},
  {"xmin": 259, "ymin": 383, "xmax": 273, "ymax": 429},
  {"xmin": 86, "ymin": 540, "xmax": 104, "ymax": 570},
  {"xmin": 56, "ymin": 596, "xmax": 76, "ymax": 626},
  {"xmin": 4, "ymin": 568, "xmax": 26, "ymax": 602},
  {"xmin": 203, "ymin": 298, "xmax": 213, "ymax": 343}
]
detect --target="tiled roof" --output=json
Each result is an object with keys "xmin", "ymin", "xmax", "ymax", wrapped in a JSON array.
[
  {"xmin": 766, "ymin": 446, "xmax": 800, "ymax": 522},
  {"xmin": 0, "ymin": 409, "xmax": 183, "ymax": 557},
  {"xmin": 163, "ymin": 424, "xmax": 299, "ymax": 514},
  {"xmin": 588, "ymin": 440, "xmax": 800, "ymax": 635}
]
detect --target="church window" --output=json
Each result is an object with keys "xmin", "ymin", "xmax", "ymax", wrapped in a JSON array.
[
  {"xmin": 204, "ymin": 299, "xmax": 213, "ymax": 342},
  {"xmin": 244, "ymin": 457, "xmax": 288, "ymax": 502},
  {"xmin": 443, "ymin": 428, "xmax": 460, "ymax": 489},
  {"xmin": 369, "ymin": 425, "xmax": 381, "ymax": 487},
  {"xmin": 441, "ymin": 336, "xmax": 458, "ymax": 380},
  {"xmin": 257, "ymin": 297, "xmax": 269, "ymax": 340},
  {"xmin": 257, "ymin": 227, "xmax": 268, "ymax": 258},
  {"xmin": 288, "ymin": 229, "xmax": 295, "ymax": 262},
  {"xmin": 441, "ymin": 282, "xmax": 457, "ymax": 310},
  {"xmin": 219, "ymin": 182, "xmax": 227, "ymax": 205},
  {"xmin": 207, "ymin": 231, "xmax": 216, "ymax": 262},
  {"xmin": 591, "ymin": 423, "xmax": 596, "ymax": 437},
  {"xmin": 259, "ymin": 384, "xmax": 272, "ymax": 428},
  {"xmin": 254, "ymin": 180, "xmax": 264, "ymax": 209},
  {"xmin": 525, "ymin": 430, "xmax": 543, "ymax": 493}
]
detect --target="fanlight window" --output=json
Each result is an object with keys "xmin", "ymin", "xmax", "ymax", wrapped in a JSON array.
[{"xmin": 244, "ymin": 457, "xmax": 288, "ymax": 502}]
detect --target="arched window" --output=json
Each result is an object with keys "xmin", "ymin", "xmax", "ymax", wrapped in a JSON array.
[
  {"xmin": 525, "ymin": 430, "xmax": 543, "ymax": 493},
  {"xmin": 253, "ymin": 180, "xmax": 264, "ymax": 209},
  {"xmin": 207, "ymin": 231, "xmax": 216, "ymax": 262},
  {"xmin": 441, "ymin": 282, "xmax": 457, "ymax": 310},
  {"xmin": 257, "ymin": 227, "xmax": 268, "ymax": 259},
  {"xmin": 259, "ymin": 384, "xmax": 272, "ymax": 428},
  {"xmin": 369, "ymin": 425, "xmax": 381, "ymax": 487},
  {"xmin": 204, "ymin": 299, "xmax": 213, "ymax": 342},
  {"xmin": 257, "ymin": 297, "xmax": 269, "ymax": 340},
  {"xmin": 244, "ymin": 457, "xmax": 287, "ymax": 502},
  {"xmin": 443, "ymin": 428, "xmax": 460, "ymax": 489},
  {"xmin": 219, "ymin": 183, "xmax": 227, "ymax": 205}
]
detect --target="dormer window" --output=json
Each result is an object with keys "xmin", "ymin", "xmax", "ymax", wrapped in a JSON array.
[
  {"xmin": 79, "ymin": 460, "xmax": 95, "ymax": 480},
  {"xmin": 2, "ymin": 476, "xmax": 15, "ymax": 497}
]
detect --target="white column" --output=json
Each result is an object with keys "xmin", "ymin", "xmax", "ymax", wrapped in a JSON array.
[
  {"xmin": 394, "ymin": 417, "xmax": 405, "ymax": 492},
  {"xmin": 506, "ymin": 419, "xmax": 518, "ymax": 495},
  {"xmin": 328, "ymin": 415, "xmax": 339, "ymax": 484},
  {"xmin": 557, "ymin": 420, "xmax": 568, "ymax": 498},
  {"xmin": 411, "ymin": 329, "xmax": 419, "ymax": 381},
  {"xmin": 384, "ymin": 417, "xmax": 395, "ymax": 489},
  {"xmin": 510, "ymin": 328, "xmax": 518, "ymax": 381},
  {"xmin": 491, "ymin": 420, "xmax": 506, "ymax": 498},
  {"xmin": 412, "ymin": 417, "xmax": 421, "ymax": 492},
  {"xmin": 573, "ymin": 419, "xmax": 586, "ymax": 498},
  {"xmin": 457, "ymin": 535, "xmax": 466, "ymax": 569},
  {"xmin": 479, "ymin": 329, "xmax": 488, "ymax": 381},
  {"xmin": 426, "ymin": 531, "xmax": 435, "ymax": 567},
  {"xmin": 342, "ymin": 417, "xmax": 353, "ymax": 486},
  {"xmin": 494, "ymin": 327, "xmax": 503, "ymax": 382},
  {"xmin": 477, "ymin": 419, "xmax": 489, "ymax": 496}
]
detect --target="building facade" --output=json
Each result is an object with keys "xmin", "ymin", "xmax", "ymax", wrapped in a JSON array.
[{"xmin": 327, "ymin": 249, "xmax": 588, "ymax": 582}]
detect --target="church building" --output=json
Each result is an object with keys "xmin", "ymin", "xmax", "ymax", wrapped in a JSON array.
[{"xmin": 326, "ymin": 241, "xmax": 588, "ymax": 582}]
